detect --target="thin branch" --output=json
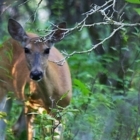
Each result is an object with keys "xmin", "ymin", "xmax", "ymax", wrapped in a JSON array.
[
  {"xmin": 20, "ymin": 0, "xmax": 43, "ymax": 22},
  {"xmin": 18, "ymin": 0, "xmax": 31, "ymax": 7},
  {"xmin": 49, "ymin": 25, "xmax": 124, "ymax": 65},
  {"xmin": 112, "ymin": 0, "xmax": 117, "ymax": 12},
  {"xmin": 44, "ymin": 0, "xmax": 140, "ymax": 34},
  {"xmin": 46, "ymin": 0, "xmax": 140, "ymax": 66}
]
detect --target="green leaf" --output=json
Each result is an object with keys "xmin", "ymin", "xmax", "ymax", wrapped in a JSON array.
[
  {"xmin": 45, "ymin": 115, "xmax": 56, "ymax": 121},
  {"xmin": 59, "ymin": 92, "xmax": 68, "ymax": 101},
  {"xmin": 134, "ymin": 8, "xmax": 140, "ymax": 15},
  {"xmin": 54, "ymin": 132, "xmax": 60, "ymax": 136},
  {"xmin": 127, "ymin": 68, "xmax": 134, "ymax": 73},
  {"xmin": 45, "ymin": 137, "xmax": 52, "ymax": 140},
  {"xmin": 121, "ymin": 47, "xmax": 129, "ymax": 51},
  {"xmin": 126, "ymin": 0, "xmax": 140, "ymax": 4},
  {"xmin": 135, "ymin": 59, "xmax": 140, "ymax": 63},
  {"xmin": 0, "ymin": 111, "xmax": 7, "ymax": 119},
  {"xmin": 74, "ymin": 79, "xmax": 90, "ymax": 95},
  {"xmin": 45, "ymin": 125, "xmax": 53, "ymax": 129}
]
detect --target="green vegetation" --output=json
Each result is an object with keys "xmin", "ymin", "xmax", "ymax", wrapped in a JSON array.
[{"xmin": 0, "ymin": 0, "xmax": 140, "ymax": 139}]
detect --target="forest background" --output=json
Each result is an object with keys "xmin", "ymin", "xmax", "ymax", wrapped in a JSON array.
[{"xmin": 0, "ymin": 0, "xmax": 140, "ymax": 140}]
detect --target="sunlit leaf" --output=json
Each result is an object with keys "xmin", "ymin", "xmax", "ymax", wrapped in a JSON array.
[
  {"xmin": 134, "ymin": 8, "xmax": 140, "ymax": 15},
  {"xmin": 126, "ymin": 0, "xmax": 140, "ymax": 4}
]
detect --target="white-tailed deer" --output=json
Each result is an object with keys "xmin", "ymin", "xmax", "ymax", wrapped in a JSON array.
[{"xmin": 0, "ymin": 19, "xmax": 72, "ymax": 140}]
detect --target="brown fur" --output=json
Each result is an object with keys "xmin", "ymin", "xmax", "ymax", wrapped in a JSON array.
[{"xmin": 0, "ymin": 31, "xmax": 72, "ymax": 139}]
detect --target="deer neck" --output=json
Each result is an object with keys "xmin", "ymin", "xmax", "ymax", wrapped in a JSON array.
[{"xmin": 32, "ymin": 64, "xmax": 58, "ymax": 109}]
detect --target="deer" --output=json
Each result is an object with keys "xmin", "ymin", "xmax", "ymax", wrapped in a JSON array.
[{"xmin": 0, "ymin": 19, "xmax": 72, "ymax": 140}]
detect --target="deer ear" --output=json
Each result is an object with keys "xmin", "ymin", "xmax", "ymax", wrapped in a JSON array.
[
  {"xmin": 8, "ymin": 19, "xmax": 28, "ymax": 44},
  {"xmin": 47, "ymin": 22, "xmax": 66, "ymax": 43}
]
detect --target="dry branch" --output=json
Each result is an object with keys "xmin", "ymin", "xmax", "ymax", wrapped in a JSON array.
[{"xmin": 48, "ymin": 0, "xmax": 140, "ymax": 65}]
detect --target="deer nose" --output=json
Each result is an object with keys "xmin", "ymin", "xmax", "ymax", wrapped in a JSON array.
[{"xmin": 30, "ymin": 70, "xmax": 43, "ymax": 81}]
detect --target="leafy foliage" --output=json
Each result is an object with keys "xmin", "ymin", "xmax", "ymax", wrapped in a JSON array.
[
  {"xmin": 1, "ymin": 0, "xmax": 140, "ymax": 140},
  {"xmin": 126, "ymin": 0, "xmax": 140, "ymax": 4}
]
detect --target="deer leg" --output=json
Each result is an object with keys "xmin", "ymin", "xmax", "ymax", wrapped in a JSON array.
[
  {"xmin": 12, "ymin": 106, "xmax": 35, "ymax": 140},
  {"xmin": 25, "ymin": 107, "xmax": 35, "ymax": 140},
  {"xmin": 0, "ymin": 94, "xmax": 12, "ymax": 140},
  {"xmin": 12, "ymin": 109, "xmax": 27, "ymax": 139}
]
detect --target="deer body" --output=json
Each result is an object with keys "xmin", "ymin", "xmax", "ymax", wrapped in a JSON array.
[{"xmin": 0, "ymin": 19, "xmax": 72, "ymax": 140}]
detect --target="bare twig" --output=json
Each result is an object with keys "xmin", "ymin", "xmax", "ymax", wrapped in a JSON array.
[
  {"xmin": 46, "ymin": 0, "xmax": 140, "ymax": 66},
  {"xmin": 49, "ymin": 25, "xmax": 124, "ymax": 65},
  {"xmin": 23, "ymin": 0, "xmax": 43, "ymax": 22},
  {"xmin": 18, "ymin": 0, "xmax": 31, "ymax": 7}
]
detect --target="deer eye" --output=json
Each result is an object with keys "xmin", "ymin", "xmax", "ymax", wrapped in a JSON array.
[
  {"xmin": 44, "ymin": 48, "xmax": 50, "ymax": 54},
  {"xmin": 24, "ymin": 48, "xmax": 31, "ymax": 54}
]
